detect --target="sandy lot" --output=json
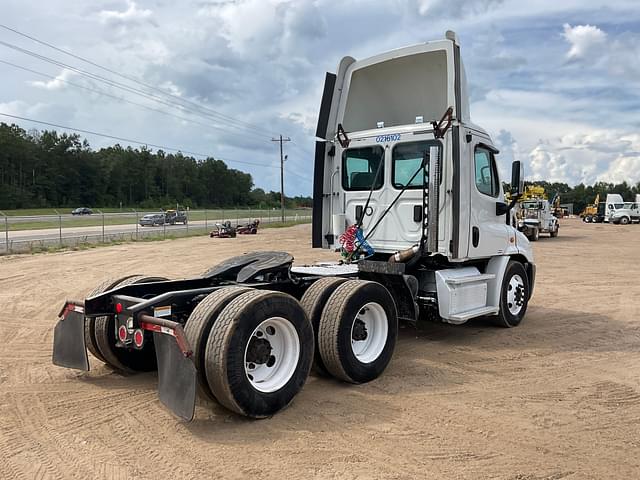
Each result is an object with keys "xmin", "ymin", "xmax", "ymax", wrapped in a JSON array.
[{"xmin": 1, "ymin": 220, "xmax": 639, "ymax": 479}]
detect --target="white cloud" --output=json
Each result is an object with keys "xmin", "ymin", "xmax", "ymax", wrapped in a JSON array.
[
  {"xmin": 562, "ymin": 23, "xmax": 607, "ymax": 59},
  {"xmin": 99, "ymin": 0, "xmax": 152, "ymax": 24},
  {"xmin": 415, "ymin": 0, "xmax": 504, "ymax": 17},
  {"xmin": 29, "ymin": 69, "xmax": 76, "ymax": 91},
  {"xmin": 527, "ymin": 131, "xmax": 640, "ymax": 185}
]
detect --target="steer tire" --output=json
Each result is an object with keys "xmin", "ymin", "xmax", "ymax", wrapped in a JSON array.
[
  {"xmin": 620, "ymin": 216, "xmax": 630, "ymax": 225},
  {"xmin": 85, "ymin": 275, "xmax": 140, "ymax": 365},
  {"xmin": 318, "ymin": 280, "xmax": 398, "ymax": 384},
  {"xmin": 494, "ymin": 261, "xmax": 530, "ymax": 328},
  {"xmin": 204, "ymin": 290, "xmax": 313, "ymax": 418},
  {"xmin": 300, "ymin": 277, "xmax": 350, "ymax": 376},
  {"xmin": 93, "ymin": 275, "xmax": 168, "ymax": 372},
  {"xmin": 184, "ymin": 286, "xmax": 252, "ymax": 401},
  {"xmin": 550, "ymin": 225, "xmax": 559, "ymax": 238}
]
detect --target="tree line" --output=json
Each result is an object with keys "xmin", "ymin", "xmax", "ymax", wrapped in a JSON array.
[{"xmin": 0, "ymin": 123, "xmax": 312, "ymax": 210}]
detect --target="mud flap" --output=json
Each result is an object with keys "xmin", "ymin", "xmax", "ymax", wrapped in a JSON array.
[
  {"xmin": 52, "ymin": 309, "xmax": 89, "ymax": 371},
  {"xmin": 154, "ymin": 332, "xmax": 197, "ymax": 421}
]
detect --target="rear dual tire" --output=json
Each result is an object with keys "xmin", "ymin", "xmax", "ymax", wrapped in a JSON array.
[
  {"xmin": 316, "ymin": 280, "xmax": 398, "ymax": 384},
  {"xmin": 183, "ymin": 286, "xmax": 252, "ymax": 401},
  {"xmin": 300, "ymin": 277, "xmax": 349, "ymax": 375},
  {"xmin": 203, "ymin": 290, "xmax": 313, "ymax": 418}
]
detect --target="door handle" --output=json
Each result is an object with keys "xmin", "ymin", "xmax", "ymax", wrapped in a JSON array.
[
  {"xmin": 472, "ymin": 226, "xmax": 479, "ymax": 247},
  {"xmin": 413, "ymin": 205, "xmax": 422, "ymax": 222},
  {"xmin": 355, "ymin": 205, "xmax": 374, "ymax": 222}
]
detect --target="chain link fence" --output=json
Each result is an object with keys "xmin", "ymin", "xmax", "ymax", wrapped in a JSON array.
[{"xmin": 0, "ymin": 208, "xmax": 311, "ymax": 255}]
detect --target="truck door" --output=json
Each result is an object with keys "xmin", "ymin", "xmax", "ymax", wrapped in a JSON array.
[
  {"xmin": 467, "ymin": 143, "xmax": 510, "ymax": 258},
  {"xmin": 340, "ymin": 143, "xmax": 385, "ymax": 242},
  {"xmin": 340, "ymin": 138, "xmax": 437, "ymax": 253}
]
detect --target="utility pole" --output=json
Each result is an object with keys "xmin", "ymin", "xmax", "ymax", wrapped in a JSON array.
[{"xmin": 272, "ymin": 135, "xmax": 291, "ymax": 222}]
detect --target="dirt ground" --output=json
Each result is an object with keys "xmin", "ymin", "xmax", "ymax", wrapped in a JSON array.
[{"xmin": 1, "ymin": 220, "xmax": 639, "ymax": 479}]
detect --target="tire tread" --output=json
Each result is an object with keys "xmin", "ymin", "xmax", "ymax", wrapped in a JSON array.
[
  {"xmin": 299, "ymin": 277, "xmax": 349, "ymax": 375},
  {"xmin": 184, "ymin": 286, "xmax": 251, "ymax": 401}
]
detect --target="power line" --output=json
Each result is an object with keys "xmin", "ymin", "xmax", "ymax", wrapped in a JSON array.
[
  {"xmin": 0, "ymin": 23, "xmax": 280, "ymax": 138},
  {"xmin": 0, "ymin": 59, "xmax": 264, "ymax": 144},
  {"xmin": 0, "ymin": 39, "xmax": 275, "ymax": 141},
  {"xmin": 286, "ymin": 170, "xmax": 312, "ymax": 182},
  {"xmin": 0, "ymin": 111, "xmax": 278, "ymax": 170},
  {"xmin": 288, "ymin": 140, "xmax": 314, "ymax": 159}
]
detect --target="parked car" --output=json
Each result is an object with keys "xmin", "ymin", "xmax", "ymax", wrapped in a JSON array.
[
  {"xmin": 139, "ymin": 213, "xmax": 165, "ymax": 227},
  {"xmin": 71, "ymin": 207, "xmax": 92, "ymax": 215}
]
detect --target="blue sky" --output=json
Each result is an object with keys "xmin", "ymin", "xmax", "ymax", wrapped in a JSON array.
[{"xmin": 2, "ymin": 0, "xmax": 639, "ymax": 195}]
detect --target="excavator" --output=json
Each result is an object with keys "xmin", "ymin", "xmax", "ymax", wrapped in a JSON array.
[
  {"xmin": 580, "ymin": 193, "xmax": 601, "ymax": 223},
  {"xmin": 550, "ymin": 193, "xmax": 563, "ymax": 218}
]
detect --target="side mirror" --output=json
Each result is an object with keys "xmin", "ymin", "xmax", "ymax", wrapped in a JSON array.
[{"xmin": 511, "ymin": 160, "xmax": 524, "ymax": 197}]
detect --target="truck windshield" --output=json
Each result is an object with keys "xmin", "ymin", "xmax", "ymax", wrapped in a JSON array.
[
  {"xmin": 392, "ymin": 141, "xmax": 430, "ymax": 189},
  {"xmin": 342, "ymin": 146, "xmax": 384, "ymax": 191}
]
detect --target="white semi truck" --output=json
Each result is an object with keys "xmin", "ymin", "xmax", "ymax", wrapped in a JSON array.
[
  {"xmin": 604, "ymin": 193, "xmax": 625, "ymax": 222},
  {"xmin": 610, "ymin": 194, "xmax": 640, "ymax": 224},
  {"xmin": 52, "ymin": 31, "xmax": 536, "ymax": 421}
]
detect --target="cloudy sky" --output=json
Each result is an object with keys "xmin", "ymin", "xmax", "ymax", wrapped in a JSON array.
[{"xmin": 2, "ymin": 0, "xmax": 640, "ymax": 195}]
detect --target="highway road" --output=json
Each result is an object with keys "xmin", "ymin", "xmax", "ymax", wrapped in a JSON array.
[
  {"xmin": 1, "ymin": 220, "xmax": 209, "ymax": 243},
  {"xmin": 0, "ymin": 215, "xmax": 311, "ymax": 247}
]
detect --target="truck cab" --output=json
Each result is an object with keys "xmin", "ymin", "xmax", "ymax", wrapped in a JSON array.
[
  {"xmin": 604, "ymin": 194, "xmax": 625, "ymax": 222},
  {"xmin": 610, "ymin": 202, "xmax": 640, "ymax": 225},
  {"xmin": 313, "ymin": 31, "xmax": 535, "ymax": 326},
  {"xmin": 517, "ymin": 198, "xmax": 559, "ymax": 240}
]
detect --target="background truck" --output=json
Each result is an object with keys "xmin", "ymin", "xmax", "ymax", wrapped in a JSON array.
[
  {"xmin": 164, "ymin": 209, "xmax": 188, "ymax": 225},
  {"xmin": 53, "ymin": 31, "xmax": 536, "ymax": 422},
  {"xmin": 610, "ymin": 196, "xmax": 640, "ymax": 224},
  {"xmin": 517, "ymin": 198, "xmax": 559, "ymax": 240},
  {"xmin": 604, "ymin": 194, "xmax": 625, "ymax": 222}
]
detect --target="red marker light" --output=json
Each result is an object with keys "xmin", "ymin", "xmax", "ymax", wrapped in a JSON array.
[
  {"xmin": 115, "ymin": 303, "xmax": 123, "ymax": 314},
  {"xmin": 118, "ymin": 325, "xmax": 128, "ymax": 342},
  {"xmin": 133, "ymin": 329, "xmax": 144, "ymax": 348}
]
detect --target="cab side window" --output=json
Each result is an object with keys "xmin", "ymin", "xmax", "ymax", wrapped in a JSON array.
[
  {"xmin": 474, "ymin": 148, "xmax": 499, "ymax": 197},
  {"xmin": 342, "ymin": 146, "xmax": 384, "ymax": 191}
]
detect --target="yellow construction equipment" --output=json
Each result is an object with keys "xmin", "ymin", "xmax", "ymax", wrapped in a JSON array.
[
  {"xmin": 580, "ymin": 193, "xmax": 600, "ymax": 222},
  {"xmin": 551, "ymin": 193, "xmax": 563, "ymax": 218},
  {"xmin": 520, "ymin": 185, "xmax": 547, "ymax": 200}
]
